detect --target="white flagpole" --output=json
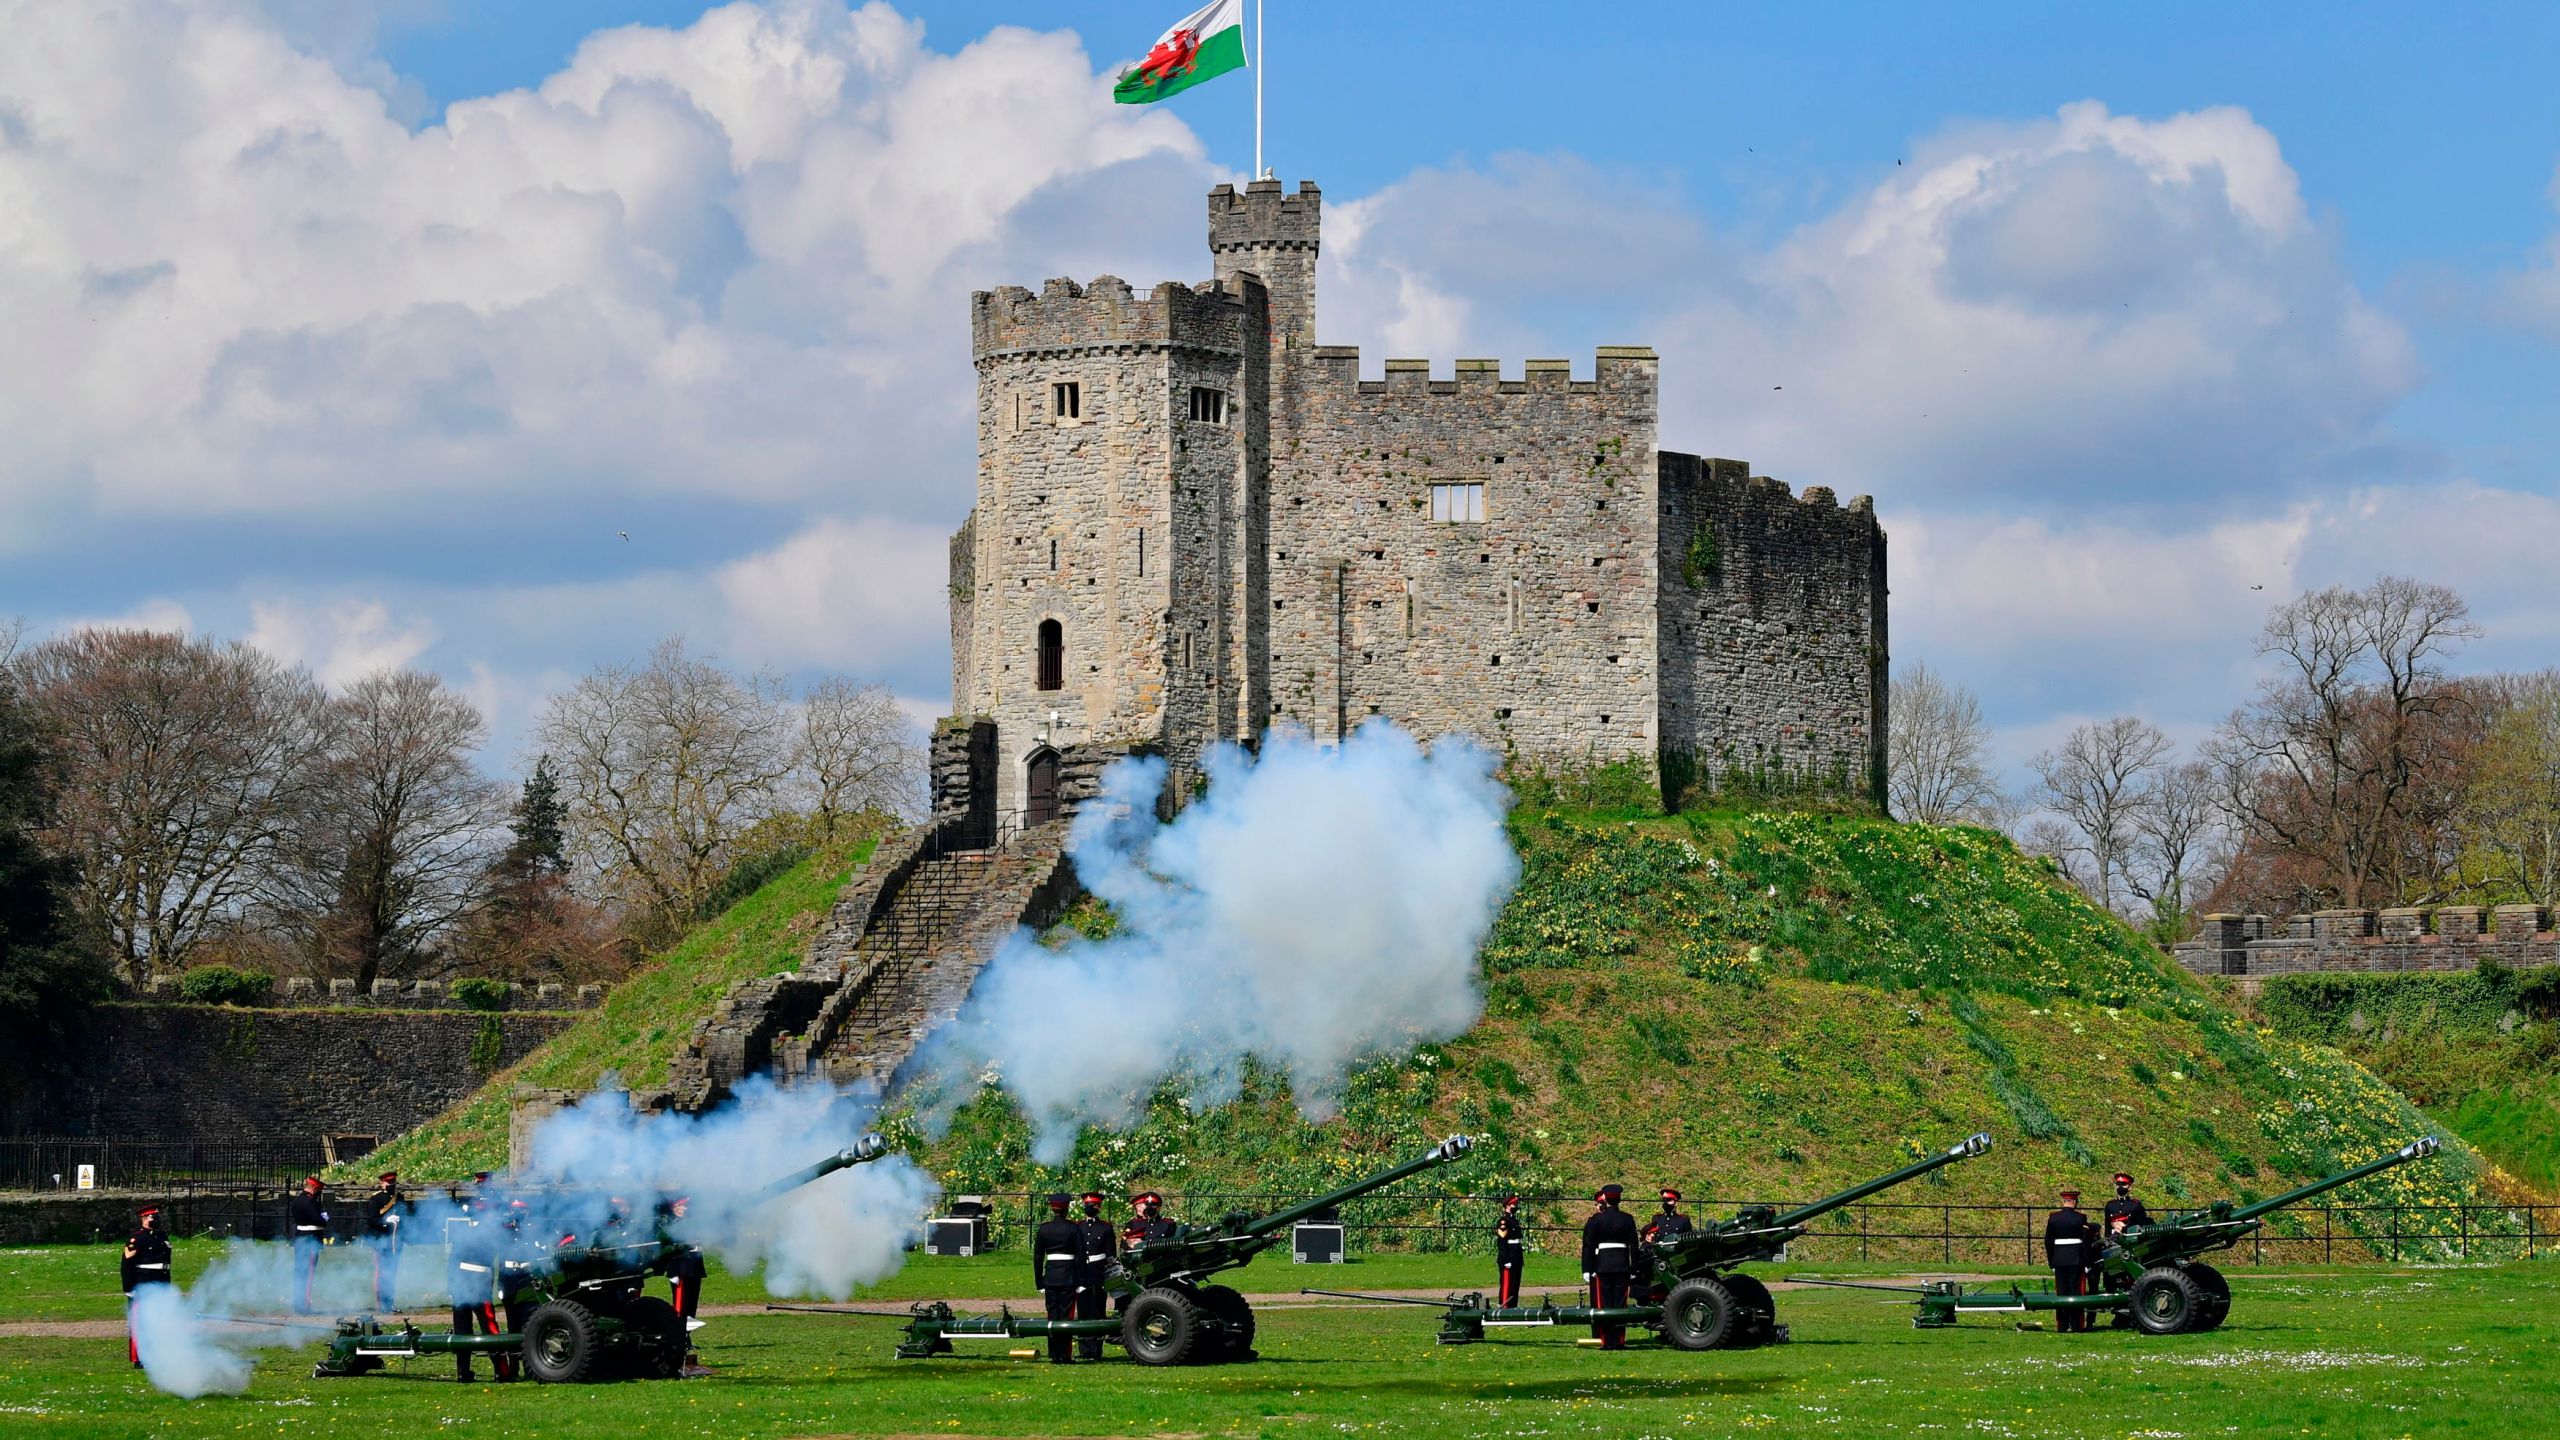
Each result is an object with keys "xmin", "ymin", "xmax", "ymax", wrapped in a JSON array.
[{"xmin": 1254, "ymin": 0, "xmax": 1265, "ymax": 179}]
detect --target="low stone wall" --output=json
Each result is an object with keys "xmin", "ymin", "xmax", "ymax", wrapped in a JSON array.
[
  {"xmin": 2176, "ymin": 905, "xmax": 2558, "ymax": 978},
  {"xmin": 11, "ymin": 1005, "xmax": 572, "ymax": 1146},
  {"xmin": 138, "ymin": 976, "xmax": 604, "ymax": 1010}
]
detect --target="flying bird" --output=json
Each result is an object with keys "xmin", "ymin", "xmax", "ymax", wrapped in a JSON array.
[
  {"xmin": 618, "ymin": 530, "xmax": 630, "ymax": 541},
  {"xmin": 2250, "ymin": 584, "xmax": 2265, "ymax": 591}
]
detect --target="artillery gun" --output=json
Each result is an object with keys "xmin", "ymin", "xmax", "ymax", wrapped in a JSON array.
[
  {"xmin": 314, "ymin": 1134, "xmax": 891, "ymax": 1383},
  {"xmin": 1907, "ymin": 1137, "xmax": 2442, "ymax": 1335},
  {"xmin": 1403, "ymin": 1133, "xmax": 1993, "ymax": 1349},
  {"xmin": 894, "ymin": 1135, "xmax": 1475, "ymax": 1366}
]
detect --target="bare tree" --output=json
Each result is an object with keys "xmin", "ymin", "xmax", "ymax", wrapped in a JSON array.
[
  {"xmin": 2030, "ymin": 716, "xmax": 2173, "ymax": 914},
  {"xmin": 801, "ymin": 677, "xmax": 924, "ymax": 834},
  {"xmin": 15, "ymin": 629, "xmax": 331, "ymax": 986},
  {"xmin": 1888, "ymin": 663, "xmax": 2006, "ymax": 825},
  {"xmin": 275, "ymin": 671, "xmax": 504, "ymax": 987},
  {"xmin": 2213, "ymin": 577, "xmax": 2478, "ymax": 909},
  {"xmin": 2126, "ymin": 759, "xmax": 2225, "ymax": 940},
  {"xmin": 538, "ymin": 639, "xmax": 799, "ymax": 939}
]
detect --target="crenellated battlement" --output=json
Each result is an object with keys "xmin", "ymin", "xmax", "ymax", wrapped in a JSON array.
[
  {"xmin": 1660, "ymin": 451, "xmax": 1879, "ymax": 522},
  {"xmin": 970, "ymin": 274, "xmax": 1256, "ymax": 364},
  {"xmin": 2177, "ymin": 906, "xmax": 2557, "ymax": 985},
  {"xmin": 1209, "ymin": 177, "xmax": 1321, "ymax": 254},
  {"xmin": 1307, "ymin": 346, "xmax": 1657, "ymax": 398}
]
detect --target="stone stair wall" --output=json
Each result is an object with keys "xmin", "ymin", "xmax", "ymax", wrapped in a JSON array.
[{"xmin": 656, "ymin": 819, "xmax": 1078, "ymax": 1111}]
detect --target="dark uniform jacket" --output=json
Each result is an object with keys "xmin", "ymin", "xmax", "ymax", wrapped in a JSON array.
[
  {"xmin": 122, "ymin": 1227, "xmax": 174, "ymax": 1293},
  {"xmin": 1643, "ymin": 1209, "xmax": 1694, "ymax": 1243},
  {"xmin": 2042, "ymin": 1208, "xmax": 2100, "ymax": 1267},
  {"xmin": 288, "ymin": 1191, "xmax": 327, "ymax": 1239},
  {"xmin": 1122, "ymin": 1214, "xmax": 1177, "ymax": 1248},
  {"xmin": 362, "ymin": 1187, "xmax": 402, "ymax": 1237},
  {"xmin": 1034, "ymin": 1217, "xmax": 1084, "ymax": 1290},
  {"xmin": 1495, "ymin": 1211, "xmax": 1527, "ymax": 1265},
  {"xmin": 1581, "ymin": 1208, "xmax": 1639, "ymax": 1275},
  {"xmin": 447, "ymin": 1211, "xmax": 497, "ymax": 1302},
  {"xmin": 2102, "ymin": 1194, "xmax": 2151, "ymax": 1236},
  {"xmin": 1076, "ymin": 1215, "xmax": 1118, "ymax": 1288}
]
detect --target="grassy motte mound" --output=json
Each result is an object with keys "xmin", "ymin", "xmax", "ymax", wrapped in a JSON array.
[
  {"xmin": 2252, "ymin": 965, "xmax": 2560, "ymax": 1192},
  {"xmin": 914, "ymin": 808, "xmax": 2502, "ymax": 1258},
  {"xmin": 337, "ymin": 835, "xmax": 877, "ymax": 1181}
]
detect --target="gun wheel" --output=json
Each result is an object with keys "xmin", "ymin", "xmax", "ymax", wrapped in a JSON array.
[
  {"xmin": 2128, "ymin": 1266, "xmax": 2205, "ymax": 1335},
  {"xmin": 522, "ymin": 1299, "xmax": 601, "ymax": 1383},
  {"xmin": 1660, "ymin": 1277, "xmax": 1738, "ymax": 1351},
  {"xmin": 622, "ymin": 1295, "xmax": 688, "ymax": 1378},
  {"xmin": 1720, "ymin": 1273, "xmax": 1778, "ymax": 1348},
  {"xmin": 1122, "ymin": 1287, "xmax": 1201, "ymax": 1367},
  {"xmin": 2183, "ymin": 1262, "xmax": 2232, "ymax": 1331},
  {"xmin": 1194, "ymin": 1284, "xmax": 1257, "ymax": 1362}
]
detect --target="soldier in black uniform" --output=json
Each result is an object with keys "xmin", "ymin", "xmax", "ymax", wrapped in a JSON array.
[
  {"xmin": 1494, "ymin": 1195, "xmax": 1527, "ymax": 1307},
  {"xmin": 2042, "ymin": 1187, "xmax": 2101, "ymax": 1332},
  {"xmin": 445, "ymin": 1194, "xmax": 513, "ymax": 1381},
  {"xmin": 2102, "ymin": 1172, "xmax": 2152, "ymax": 1241},
  {"xmin": 1033, "ymin": 1194, "xmax": 1083, "ymax": 1363},
  {"xmin": 120, "ymin": 1205, "xmax": 173, "ymax": 1367},
  {"xmin": 1580, "ymin": 1183, "xmax": 1639, "ymax": 1350},
  {"xmin": 286, "ymin": 1176, "xmax": 328, "ymax": 1312},
  {"xmin": 496, "ymin": 1198, "xmax": 546, "ymax": 1343},
  {"xmin": 1643, "ymin": 1187, "xmax": 1694, "ymax": 1245},
  {"xmin": 656, "ymin": 1193, "xmax": 708, "ymax": 1373},
  {"xmin": 1123, "ymin": 1191, "xmax": 1177, "ymax": 1247},
  {"xmin": 1074, "ymin": 1192, "xmax": 1116, "ymax": 1360},
  {"xmin": 360, "ymin": 1170, "xmax": 403, "ymax": 1312}
]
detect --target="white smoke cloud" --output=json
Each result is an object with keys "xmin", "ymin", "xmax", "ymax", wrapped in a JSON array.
[
  {"xmin": 912, "ymin": 722, "xmax": 1519, "ymax": 1163},
  {"xmin": 521, "ymin": 1075, "xmax": 937, "ymax": 1299},
  {"xmin": 132, "ymin": 1075, "xmax": 933, "ymax": 1397}
]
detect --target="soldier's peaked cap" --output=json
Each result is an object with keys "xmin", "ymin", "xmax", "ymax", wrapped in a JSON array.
[
  {"xmin": 2114, "ymin": 1173, "xmax": 2134, "ymax": 1185},
  {"xmin": 1596, "ymin": 1183, "xmax": 1624, "ymax": 1201},
  {"xmin": 1134, "ymin": 1191, "xmax": 1161, "ymax": 1204},
  {"xmin": 1046, "ymin": 1192, "xmax": 1070, "ymax": 1207},
  {"xmin": 2058, "ymin": 1187, "xmax": 2080, "ymax": 1198},
  {"xmin": 1080, "ymin": 1192, "xmax": 1104, "ymax": 1205},
  {"xmin": 1660, "ymin": 1188, "xmax": 1681, "ymax": 1201},
  {"xmin": 379, "ymin": 1170, "xmax": 398, "ymax": 1182},
  {"xmin": 137, "ymin": 1205, "xmax": 161, "ymax": 1217}
]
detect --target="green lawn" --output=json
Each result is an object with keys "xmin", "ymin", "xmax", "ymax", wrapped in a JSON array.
[{"xmin": 7, "ymin": 1244, "xmax": 2555, "ymax": 1439}]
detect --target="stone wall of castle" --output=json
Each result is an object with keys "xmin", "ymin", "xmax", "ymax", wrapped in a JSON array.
[
  {"xmin": 1267, "ymin": 348, "xmax": 1662, "ymax": 756},
  {"xmin": 962, "ymin": 274, "xmax": 1262, "ymax": 817},
  {"xmin": 2175, "ymin": 905, "xmax": 2558, "ymax": 980},
  {"xmin": 1658, "ymin": 455, "xmax": 1888, "ymax": 801},
  {"xmin": 13, "ymin": 1005, "xmax": 570, "ymax": 1144}
]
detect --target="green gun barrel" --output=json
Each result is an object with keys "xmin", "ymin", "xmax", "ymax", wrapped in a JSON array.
[
  {"xmin": 1232, "ymin": 1135, "xmax": 1477, "ymax": 1239},
  {"xmin": 748, "ymin": 1133, "xmax": 891, "ymax": 1204},
  {"xmin": 1772, "ymin": 1132, "xmax": 1993, "ymax": 1230},
  {"xmin": 2215, "ymin": 1135, "xmax": 2439, "ymax": 1226}
]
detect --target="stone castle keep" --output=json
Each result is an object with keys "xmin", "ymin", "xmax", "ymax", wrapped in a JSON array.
[{"xmin": 936, "ymin": 178, "xmax": 1888, "ymax": 826}]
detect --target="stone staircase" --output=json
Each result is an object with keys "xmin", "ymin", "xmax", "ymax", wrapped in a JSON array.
[{"xmin": 663, "ymin": 820, "xmax": 1078, "ymax": 1110}]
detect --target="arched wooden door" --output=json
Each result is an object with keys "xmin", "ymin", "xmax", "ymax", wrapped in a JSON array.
[{"xmin": 1025, "ymin": 749, "xmax": 1061, "ymax": 827}]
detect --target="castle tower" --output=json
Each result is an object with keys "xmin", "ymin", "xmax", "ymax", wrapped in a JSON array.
[{"xmin": 954, "ymin": 272, "xmax": 1269, "ymax": 824}]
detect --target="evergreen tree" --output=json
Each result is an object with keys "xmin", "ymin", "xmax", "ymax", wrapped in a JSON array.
[
  {"xmin": 499, "ymin": 755, "xmax": 569, "ymax": 883},
  {"xmin": 0, "ymin": 667, "xmax": 108, "ymax": 1111}
]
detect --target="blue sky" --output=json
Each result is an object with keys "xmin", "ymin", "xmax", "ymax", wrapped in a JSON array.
[{"xmin": 3, "ymin": 0, "xmax": 2554, "ymax": 781}]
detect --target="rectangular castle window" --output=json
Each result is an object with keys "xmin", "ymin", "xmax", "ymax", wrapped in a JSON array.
[
  {"xmin": 1051, "ymin": 381, "xmax": 1081, "ymax": 422},
  {"xmin": 1428, "ymin": 482, "xmax": 1486, "ymax": 523},
  {"xmin": 1187, "ymin": 386, "xmax": 1227, "ymax": 424},
  {"xmin": 1138, "ymin": 528, "xmax": 1145, "ymax": 578}
]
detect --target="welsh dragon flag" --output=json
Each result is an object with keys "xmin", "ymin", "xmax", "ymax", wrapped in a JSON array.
[{"xmin": 1113, "ymin": 0, "xmax": 1247, "ymax": 105}]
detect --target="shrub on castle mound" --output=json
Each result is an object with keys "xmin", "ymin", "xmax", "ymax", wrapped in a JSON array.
[
  {"xmin": 451, "ymin": 977, "xmax": 512, "ymax": 1012},
  {"xmin": 173, "ymin": 964, "xmax": 272, "ymax": 1007}
]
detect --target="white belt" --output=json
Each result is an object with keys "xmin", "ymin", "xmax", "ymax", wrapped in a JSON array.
[
  {"xmin": 295, "ymin": 1226, "xmax": 322, "ymax": 1233},
  {"xmin": 458, "ymin": 1263, "xmax": 489, "ymax": 1272},
  {"xmin": 2051, "ymin": 1239, "xmax": 2081, "ymax": 1246},
  {"xmin": 1595, "ymin": 1243, "xmax": 1626, "ymax": 1250},
  {"xmin": 1084, "ymin": 1254, "xmax": 1107, "ymax": 1262},
  {"xmin": 136, "ymin": 1263, "xmax": 167, "ymax": 1270},
  {"xmin": 1043, "ymin": 1253, "xmax": 1075, "ymax": 1261}
]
